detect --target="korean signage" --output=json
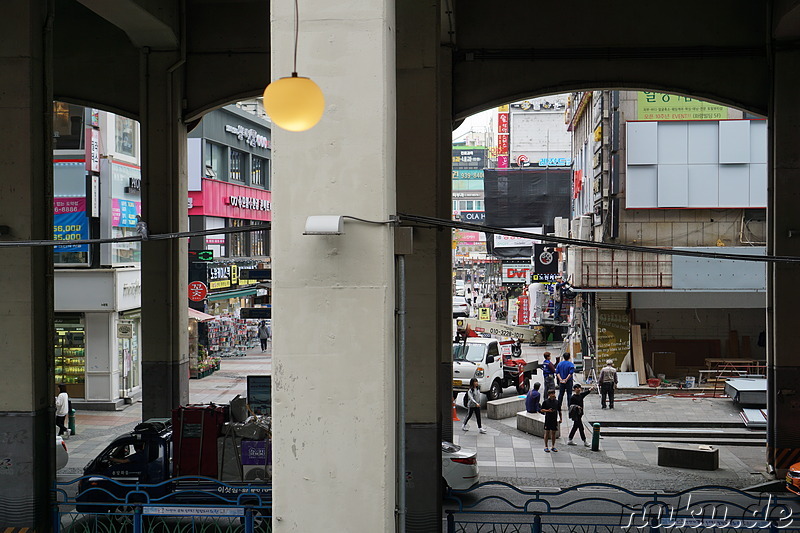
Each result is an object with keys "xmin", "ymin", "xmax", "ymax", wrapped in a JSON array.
[
  {"xmin": 517, "ymin": 295, "xmax": 530, "ymax": 325},
  {"xmin": 538, "ymin": 157, "xmax": 572, "ymax": 167},
  {"xmin": 452, "ymin": 169, "xmax": 484, "ymax": 179},
  {"xmin": 501, "ymin": 263, "xmax": 530, "ymax": 284},
  {"xmin": 189, "ymin": 179, "xmax": 272, "ymax": 222},
  {"xmin": 637, "ymin": 92, "xmax": 728, "ymax": 121},
  {"xmin": 532, "ymin": 244, "xmax": 558, "ymax": 282},
  {"xmin": 85, "ymin": 128, "xmax": 100, "ymax": 173},
  {"xmin": 452, "ymin": 148, "xmax": 487, "ymax": 170},
  {"xmin": 497, "ymin": 105, "xmax": 509, "ymax": 169},
  {"xmin": 53, "ymin": 197, "xmax": 89, "ymax": 252},
  {"xmin": 493, "ymin": 227, "xmax": 542, "ymax": 248},
  {"xmin": 208, "ymin": 264, "xmax": 239, "ymax": 290},
  {"xmin": 112, "ymin": 199, "xmax": 141, "ymax": 227},
  {"xmin": 224, "ymin": 124, "xmax": 270, "ymax": 149},
  {"xmin": 188, "ymin": 281, "xmax": 208, "ymax": 302},
  {"xmin": 460, "ymin": 211, "xmax": 486, "ymax": 223},
  {"xmin": 596, "ymin": 309, "xmax": 630, "ymax": 369}
]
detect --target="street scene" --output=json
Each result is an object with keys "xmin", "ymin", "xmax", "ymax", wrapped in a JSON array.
[{"xmin": 6, "ymin": 3, "xmax": 800, "ymax": 533}]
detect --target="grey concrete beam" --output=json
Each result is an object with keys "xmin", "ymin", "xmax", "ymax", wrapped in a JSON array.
[{"xmin": 77, "ymin": 0, "xmax": 178, "ymax": 49}]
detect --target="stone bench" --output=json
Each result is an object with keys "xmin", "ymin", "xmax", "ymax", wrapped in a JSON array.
[
  {"xmin": 487, "ymin": 396, "xmax": 526, "ymax": 419},
  {"xmin": 516, "ymin": 411, "xmax": 560, "ymax": 438},
  {"xmin": 657, "ymin": 444, "xmax": 719, "ymax": 471}
]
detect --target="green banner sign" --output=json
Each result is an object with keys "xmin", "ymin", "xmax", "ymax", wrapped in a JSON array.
[{"xmin": 637, "ymin": 92, "xmax": 728, "ymax": 121}]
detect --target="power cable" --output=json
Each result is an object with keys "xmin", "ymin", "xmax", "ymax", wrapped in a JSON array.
[{"xmin": 397, "ymin": 212, "xmax": 800, "ymax": 265}]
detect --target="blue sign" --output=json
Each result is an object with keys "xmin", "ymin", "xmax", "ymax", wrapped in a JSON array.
[
  {"xmin": 538, "ymin": 157, "xmax": 572, "ymax": 167},
  {"xmin": 461, "ymin": 211, "xmax": 486, "ymax": 223},
  {"xmin": 53, "ymin": 197, "xmax": 89, "ymax": 253}
]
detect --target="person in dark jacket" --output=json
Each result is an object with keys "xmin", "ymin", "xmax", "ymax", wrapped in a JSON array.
[
  {"xmin": 525, "ymin": 382, "xmax": 541, "ymax": 413},
  {"xmin": 567, "ymin": 383, "xmax": 595, "ymax": 447}
]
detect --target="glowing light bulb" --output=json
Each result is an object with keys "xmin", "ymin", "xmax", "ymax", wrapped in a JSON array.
[{"xmin": 263, "ymin": 74, "xmax": 325, "ymax": 132}]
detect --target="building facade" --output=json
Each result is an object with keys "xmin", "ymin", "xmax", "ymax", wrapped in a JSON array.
[{"xmin": 564, "ymin": 91, "xmax": 767, "ymax": 376}]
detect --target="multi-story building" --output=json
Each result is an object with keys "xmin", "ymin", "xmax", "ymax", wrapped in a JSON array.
[
  {"xmin": 53, "ymin": 103, "xmax": 144, "ymax": 407},
  {"xmin": 564, "ymin": 91, "xmax": 766, "ymax": 377}
]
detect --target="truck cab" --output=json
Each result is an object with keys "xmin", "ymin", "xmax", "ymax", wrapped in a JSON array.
[{"xmin": 452, "ymin": 337, "xmax": 503, "ymax": 400}]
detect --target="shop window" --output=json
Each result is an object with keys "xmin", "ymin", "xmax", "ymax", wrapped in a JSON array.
[
  {"xmin": 205, "ymin": 141, "xmax": 225, "ymax": 179},
  {"xmin": 53, "ymin": 102, "xmax": 85, "ymax": 150},
  {"xmin": 252, "ymin": 156, "xmax": 269, "ymax": 187},
  {"xmin": 115, "ymin": 116, "xmax": 137, "ymax": 156},
  {"xmin": 118, "ymin": 315, "xmax": 140, "ymax": 396},
  {"xmin": 251, "ymin": 223, "xmax": 270, "ymax": 256},
  {"xmin": 229, "ymin": 219, "xmax": 248, "ymax": 257},
  {"xmin": 230, "ymin": 149, "xmax": 244, "ymax": 181},
  {"xmin": 55, "ymin": 315, "xmax": 86, "ymax": 399}
]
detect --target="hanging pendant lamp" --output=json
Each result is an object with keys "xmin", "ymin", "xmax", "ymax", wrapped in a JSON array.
[{"xmin": 263, "ymin": 0, "xmax": 325, "ymax": 132}]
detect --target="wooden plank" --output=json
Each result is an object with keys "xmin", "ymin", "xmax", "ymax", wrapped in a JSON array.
[
  {"xmin": 741, "ymin": 336, "xmax": 752, "ymax": 358},
  {"xmin": 631, "ymin": 324, "xmax": 646, "ymax": 385},
  {"xmin": 728, "ymin": 330, "xmax": 740, "ymax": 357}
]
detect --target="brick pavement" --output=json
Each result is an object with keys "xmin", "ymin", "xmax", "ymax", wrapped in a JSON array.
[{"xmin": 60, "ymin": 339, "xmax": 773, "ymax": 492}]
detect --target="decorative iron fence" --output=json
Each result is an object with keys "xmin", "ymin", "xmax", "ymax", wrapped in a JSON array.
[
  {"xmin": 444, "ymin": 482, "xmax": 800, "ymax": 533},
  {"xmin": 53, "ymin": 475, "xmax": 271, "ymax": 533}
]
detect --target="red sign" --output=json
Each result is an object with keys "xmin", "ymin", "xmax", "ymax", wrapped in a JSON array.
[
  {"xmin": 497, "ymin": 134, "xmax": 509, "ymax": 155},
  {"xmin": 189, "ymin": 179, "xmax": 272, "ymax": 222},
  {"xmin": 498, "ymin": 112, "xmax": 509, "ymax": 134},
  {"xmin": 517, "ymin": 295, "xmax": 530, "ymax": 326},
  {"xmin": 188, "ymin": 281, "xmax": 208, "ymax": 302}
]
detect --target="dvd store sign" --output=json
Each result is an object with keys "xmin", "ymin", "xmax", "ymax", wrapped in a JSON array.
[{"xmin": 502, "ymin": 265, "xmax": 530, "ymax": 284}]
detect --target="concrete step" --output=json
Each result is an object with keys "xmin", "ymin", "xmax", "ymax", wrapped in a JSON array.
[
  {"xmin": 599, "ymin": 427, "xmax": 764, "ymax": 438},
  {"xmin": 616, "ymin": 436, "xmax": 766, "ymax": 447},
  {"xmin": 589, "ymin": 419, "xmax": 746, "ymax": 428}
]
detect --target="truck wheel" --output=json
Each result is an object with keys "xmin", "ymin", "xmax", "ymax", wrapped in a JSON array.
[
  {"xmin": 516, "ymin": 379, "xmax": 530, "ymax": 395},
  {"xmin": 487, "ymin": 380, "xmax": 503, "ymax": 401}
]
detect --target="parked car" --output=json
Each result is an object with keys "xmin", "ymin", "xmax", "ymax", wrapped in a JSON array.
[
  {"xmin": 453, "ymin": 296, "xmax": 470, "ymax": 318},
  {"xmin": 442, "ymin": 441, "xmax": 479, "ymax": 491},
  {"xmin": 56, "ymin": 435, "xmax": 68, "ymax": 471}
]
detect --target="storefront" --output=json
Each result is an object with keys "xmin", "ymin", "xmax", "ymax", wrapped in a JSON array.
[{"xmin": 54, "ymin": 268, "xmax": 142, "ymax": 407}]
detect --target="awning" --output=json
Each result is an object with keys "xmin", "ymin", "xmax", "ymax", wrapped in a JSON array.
[
  {"xmin": 188, "ymin": 308, "xmax": 215, "ymax": 321},
  {"xmin": 207, "ymin": 287, "xmax": 258, "ymax": 302}
]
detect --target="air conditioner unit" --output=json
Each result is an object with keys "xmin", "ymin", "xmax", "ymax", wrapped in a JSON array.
[
  {"xmin": 578, "ymin": 216, "xmax": 592, "ymax": 241},
  {"xmin": 554, "ymin": 217, "xmax": 569, "ymax": 238},
  {"xmin": 570, "ymin": 218, "xmax": 582, "ymax": 240}
]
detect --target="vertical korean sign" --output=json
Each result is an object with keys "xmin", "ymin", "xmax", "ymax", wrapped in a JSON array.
[
  {"xmin": 497, "ymin": 105, "xmax": 509, "ymax": 168},
  {"xmin": 53, "ymin": 197, "xmax": 89, "ymax": 252}
]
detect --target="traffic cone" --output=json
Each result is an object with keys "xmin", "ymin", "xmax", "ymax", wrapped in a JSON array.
[{"xmin": 452, "ymin": 399, "xmax": 460, "ymax": 421}]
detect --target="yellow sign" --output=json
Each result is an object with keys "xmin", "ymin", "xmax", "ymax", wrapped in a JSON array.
[
  {"xmin": 209, "ymin": 279, "xmax": 231, "ymax": 290},
  {"xmin": 498, "ymin": 104, "xmax": 509, "ymax": 112},
  {"xmin": 478, "ymin": 308, "xmax": 491, "ymax": 321},
  {"xmin": 638, "ymin": 92, "xmax": 728, "ymax": 121}
]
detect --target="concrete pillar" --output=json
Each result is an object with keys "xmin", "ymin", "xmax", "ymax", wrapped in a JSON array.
[
  {"xmin": 396, "ymin": 1, "xmax": 452, "ymax": 530},
  {"xmin": 271, "ymin": 0, "xmax": 396, "ymax": 530},
  {"xmin": 140, "ymin": 48, "xmax": 189, "ymax": 420},
  {"xmin": 768, "ymin": 48, "xmax": 800, "ymax": 474},
  {"xmin": 0, "ymin": 1, "xmax": 54, "ymax": 527}
]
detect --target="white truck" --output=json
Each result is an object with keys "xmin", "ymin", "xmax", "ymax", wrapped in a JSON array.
[{"xmin": 452, "ymin": 334, "xmax": 538, "ymax": 401}]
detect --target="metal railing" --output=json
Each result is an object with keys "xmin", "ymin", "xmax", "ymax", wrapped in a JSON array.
[
  {"xmin": 53, "ymin": 475, "xmax": 271, "ymax": 533},
  {"xmin": 444, "ymin": 482, "xmax": 800, "ymax": 532}
]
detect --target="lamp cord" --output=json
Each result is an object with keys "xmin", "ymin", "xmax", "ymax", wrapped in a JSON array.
[{"xmin": 292, "ymin": 0, "xmax": 299, "ymax": 76}]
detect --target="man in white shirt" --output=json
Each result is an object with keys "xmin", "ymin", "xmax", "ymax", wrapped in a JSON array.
[{"xmin": 55, "ymin": 384, "xmax": 70, "ymax": 436}]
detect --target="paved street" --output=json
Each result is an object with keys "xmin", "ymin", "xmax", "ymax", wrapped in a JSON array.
[{"xmin": 61, "ymin": 339, "xmax": 772, "ymax": 493}]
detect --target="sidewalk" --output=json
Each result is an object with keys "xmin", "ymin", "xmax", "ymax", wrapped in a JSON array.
[
  {"xmin": 59, "ymin": 341, "xmax": 272, "ymax": 476},
  {"xmin": 452, "ymin": 340, "xmax": 771, "ymax": 491}
]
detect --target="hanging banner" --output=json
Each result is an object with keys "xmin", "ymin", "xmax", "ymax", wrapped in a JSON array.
[
  {"xmin": 596, "ymin": 309, "xmax": 630, "ymax": 369},
  {"xmin": 53, "ymin": 197, "xmax": 89, "ymax": 252},
  {"xmin": 637, "ymin": 92, "xmax": 728, "ymax": 121}
]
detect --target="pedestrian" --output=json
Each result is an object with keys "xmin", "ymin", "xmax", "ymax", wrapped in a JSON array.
[
  {"xmin": 462, "ymin": 378, "xmax": 487, "ymax": 434},
  {"xmin": 552, "ymin": 276, "xmax": 566, "ymax": 322},
  {"xmin": 540, "ymin": 351, "xmax": 556, "ymax": 393},
  {"xmin": 55, "ymin": 384, "xmax": 70, "ymax": 437},
  {"xmin": 257, "ymin": 321, "xmax": 270, "ymax": 352},
  {"xmin": 525, "ymin": 382, "xmax": 542, "ymax": 413},
  {"xmin": 567, "ymin": 383, "xmax": 596, "ymax": 447},
  {"xmin": 540, "ymin": 388, "xmax": 561, "ymax": 452},
  {"xmin": 465, "ymin": 287, "xmax": 472, "ymax": 307},
  {"xmin": 599, "ymin": 359, "xmax": 618, "ymax": 409},
  {"xmin": 555, "ymin": 352, "xmax": 575, "ymax": 409}
]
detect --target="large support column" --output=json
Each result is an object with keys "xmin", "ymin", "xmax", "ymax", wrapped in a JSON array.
[
  {"xmin": 768, "ymin": 47, "xmax": 800, "ymax": 474},
  {"xmin": 0, "ymin": 1, "xmax": 53, "ymax": 527},
  {"xmin": 271, "ymin": 0, "xmax": 396, "ymax": 531},
  {"xmin": 140, "ymin": 48, "xmax": 189, "ymax": 420},
  {"xmin": 396, "ymin": 1, "xmax": 452, "ymax": 530}
]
